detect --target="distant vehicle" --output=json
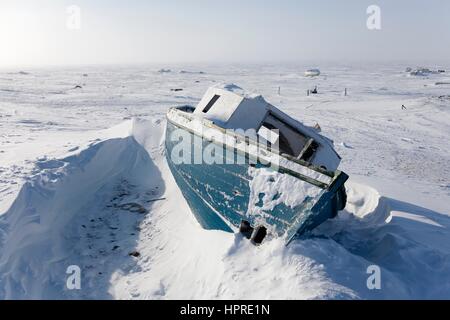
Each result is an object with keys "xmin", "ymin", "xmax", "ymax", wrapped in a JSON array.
[
  {"xmin": 304, "ymin": 69, "xmax": 321, "ymax": 77},
  {"xmin": 409, "ymin": 67, "xmax": 441, "ymax": 76},
  {"xmin": 165, "ymin": 84, "xmax": 348, "ymax": 245}
]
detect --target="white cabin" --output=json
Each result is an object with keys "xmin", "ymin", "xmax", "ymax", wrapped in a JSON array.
[{"xmin": 192, "ymin": 84, "xmax": 341, "ymax": 171}]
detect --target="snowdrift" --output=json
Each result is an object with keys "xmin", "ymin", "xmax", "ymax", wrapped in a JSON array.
[
  {"xmin": 0, "ymin": 119, "xmax": 165, "ymax": 299},
  {"xmin": 0, "ymin": 119, "xmax": 449, "ymax": 299}
]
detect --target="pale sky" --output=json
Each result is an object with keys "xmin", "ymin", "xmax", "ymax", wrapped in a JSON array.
[{"xmin": 0, "ymin": 0, "xmax": 449, "ymax": 67}]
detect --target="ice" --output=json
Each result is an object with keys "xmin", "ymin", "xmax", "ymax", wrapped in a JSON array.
[{"xmin": 0, "ymin": 63, "xmax": 449, "ymax": 299}]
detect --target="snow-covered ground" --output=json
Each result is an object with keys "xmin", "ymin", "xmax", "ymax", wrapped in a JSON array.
[{"xmin": 0, "ymin": 63, "xmax": 449, "ymax": 299}]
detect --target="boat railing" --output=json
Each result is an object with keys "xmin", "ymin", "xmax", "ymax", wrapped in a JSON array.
[{"xmin": 168, "ymin": 107, "xmax": 345, "ymax": 190}]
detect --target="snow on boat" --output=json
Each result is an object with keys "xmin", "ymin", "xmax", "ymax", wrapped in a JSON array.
[
  {"xmin": 165, "ymin": 84, "xmax": 348, "ymax": 244},
  {"xmin": 304, "ymin": 69, "xmax": 321, "ymax": 77}
]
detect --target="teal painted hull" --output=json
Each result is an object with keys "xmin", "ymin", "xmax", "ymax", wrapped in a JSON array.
[{"xmin": 165, "ymin": 120, "xmax": 348, "ymax": 243}]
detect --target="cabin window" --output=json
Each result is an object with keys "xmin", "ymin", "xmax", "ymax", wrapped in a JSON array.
[
  {"xmin": 259, "ymin": 113, "xmax": 317, "ymax": 160},
  {"xmin": 202, "ymin": 95, "xmax": 221, "ymax": 113}
]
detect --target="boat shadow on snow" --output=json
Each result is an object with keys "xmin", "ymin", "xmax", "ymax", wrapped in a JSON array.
[{"xmin": 0, "ymin": 134, "xmax": 165, "ymax": 299}]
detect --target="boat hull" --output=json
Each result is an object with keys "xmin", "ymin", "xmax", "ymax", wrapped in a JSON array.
[{"xmin": 165, "ymin": 120, "xmax": 347, "ymax": 243}]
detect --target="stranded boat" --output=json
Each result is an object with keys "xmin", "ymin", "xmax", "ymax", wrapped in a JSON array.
[{"xmin": 165, "ymin": 84, "xmax": 348, "ymax": 244}]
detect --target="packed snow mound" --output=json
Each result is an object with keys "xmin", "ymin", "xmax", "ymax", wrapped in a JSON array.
[
  {"xmin": 214, "ymin": 83, "xmax": 264, "ymax": 101},
  {"xmin": 0, "ymin": 118, "xmax": 449, "ymax": 299},
  {"xmin": 0, "ymin": 119, "xmax": 165, "ymax": 299}
]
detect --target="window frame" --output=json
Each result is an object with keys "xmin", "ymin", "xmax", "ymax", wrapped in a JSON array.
[{"xmin": 202, "ymin": 94, "xmax": 221, "ymax": 113}]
